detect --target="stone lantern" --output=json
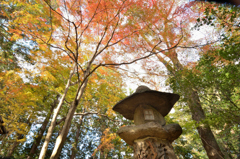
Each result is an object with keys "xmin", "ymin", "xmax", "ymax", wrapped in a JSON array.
[{"xmin": 113, "ymin": 86, "xmax": 182, "ymax": 159}]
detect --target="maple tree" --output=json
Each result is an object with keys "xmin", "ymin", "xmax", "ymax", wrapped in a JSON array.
[
  {"xmin": 0, "ymin": 40, "xmax": 132, "ymax": 158},
  {"xmin": 4, "ymin": 0, "xmax": 185, "ymax": 158},
  {"xmin": 2, "ymin": 0, "xmax": 238, "ymax": 158},
  {"xmin": 1, "ymin": 0, "xmax": 160, "ymax": 158}
]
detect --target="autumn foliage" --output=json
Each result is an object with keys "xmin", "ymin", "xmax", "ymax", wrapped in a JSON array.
[{"xmin": 1, "ymin": 0, "xmax": 239, "ymax": 158}]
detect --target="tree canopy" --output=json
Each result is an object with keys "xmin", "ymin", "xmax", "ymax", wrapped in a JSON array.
[{"xmin": 0, "ymin": 0, "xmax": 239, "ymax": 158}]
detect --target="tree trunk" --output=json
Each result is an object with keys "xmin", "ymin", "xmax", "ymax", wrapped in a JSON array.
[
  {"xmin": 50, "ymin": 73, "xmax": 89, "ymax": 159},
  {"xmin": 49, "ymin": 100, "xmax": 81, "ymax": 159},
  {"xmin": 27, "ymin": 97, "xmax": 57, "ymax": 159},
  {"xmin": 70, "ymin": 115, "xmax": 84, "ymax": 159},
  {"xmin": 39, "ymin": 64, "xmax": 76, "ymax": 159},
  {"xmin": 27, "ymin": 112, "xmax": 51, "ymax": 159},
  {"xmin": 186, "ymin": 89, "xmax": 224, "ymax": 159},
  {"xmin": 156, "ymin": 51, "xmax": 224, "ymax": 159},
  {"xmin": 133, "ymin": 137, "xmax": 177, "ymax": 159}
]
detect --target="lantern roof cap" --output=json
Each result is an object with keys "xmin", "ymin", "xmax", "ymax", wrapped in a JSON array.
[{"xmin": 113, "ymin": 86, "xmax": 180, "ymax": 120}]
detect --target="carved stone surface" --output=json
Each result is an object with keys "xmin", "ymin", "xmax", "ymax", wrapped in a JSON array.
[
  {"xmin": 133, "ymin": 137, "xmax": 177, "ymax": 159},
  {"xmin": 117, "ymin": 122, "xmax": 182, "ymax": 146}
]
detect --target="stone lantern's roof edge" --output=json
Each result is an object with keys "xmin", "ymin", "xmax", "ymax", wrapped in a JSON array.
[{"xmin": 113, "ymin": 90, "xmax": 180, "ymax": 120}]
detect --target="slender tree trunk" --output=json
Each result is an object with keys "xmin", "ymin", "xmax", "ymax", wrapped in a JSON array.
[
  {"xmin": 186, "ymin": 89, "xmax": 224, "ymax": 159},
  {"xmin": 27, "ymin": 112, "xmax": 52, "ymax": 159},
  {"xmin": 50, "ymin": 94, "xmax": 83, "ymax": 159},
  {"xmin": 27, "ymin": 96, "xmax": 58, "ymax": 159},
  {"xmin": 39, "ymin": 64, "xmax": 76, "ymax": 159},
  {"xmin": 50, "ymin": 70, "xmax": 89, "ymax": 159},
  {"xmin": 70, "ymin": 115, "xmax": 84, "ymax": 159}
]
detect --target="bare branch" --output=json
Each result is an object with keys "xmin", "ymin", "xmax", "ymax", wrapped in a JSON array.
[
  {"xmin": 85, "ymin": 0, "xmax": 129, "ymax": 66},
  {"xmin": 78, "ymin": 0, "xmax": 102, "ymax": 42},
  {"xmin": 64, "ymin": 20, "xmax": 77, "ymax": 62},
  {"xmin": 177, "ymin": 40, "xmax": 220, "ymax": 49},
  {"xmin": 74, "ymin": 112, "xmax": 121, "ymax": 123},
  {"xmin": 101, "ymin": 37, "xmax": 181, "ymax": 67},
  {"xmin": 70, "ymin": 80, "xmax": 80, "ymax": 86},
  {"xmin": 74, "ymin": 112, "xmax": 99, "ymax": 116},
  {"xmin": 56, "ymin": 117, "xmax": 66, "ymax": 125},
  {"xmin": 44, "ymin": 0, "xmax": 73, "ymax": 24},
  {"xmin": 44, "ymin": 0, "xmax": 85, "ymax": 74},
  {"xmin": 92, "ymin": 22, "xmax": 109, "ymax": 62}
]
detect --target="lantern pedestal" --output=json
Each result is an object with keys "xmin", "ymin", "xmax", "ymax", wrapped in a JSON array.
[
  {"xmin": 133, "ymin": 137, "xmax": 177, "ymax": 159},
  {"xmin": 117, "ymin": 122, "xmax": 182, "ymax": 159}
]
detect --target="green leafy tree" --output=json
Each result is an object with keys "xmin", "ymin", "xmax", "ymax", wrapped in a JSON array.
[{"xmin": 168, "ymin": 4, "xmax": 240, "ymax": 159}]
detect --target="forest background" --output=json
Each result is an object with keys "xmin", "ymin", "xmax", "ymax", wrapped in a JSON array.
[{"xmin": 0, "ymin": 0, "xmax": 239, "ymax": 158}]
